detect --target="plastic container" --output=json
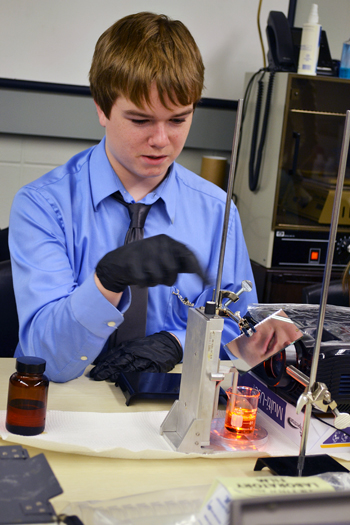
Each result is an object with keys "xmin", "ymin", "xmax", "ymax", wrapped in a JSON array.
[
  {"xmin": 339, "ymin": 38, "xmax": 350, "ymax": 79},
  {"xmin": 297, "ymin": 4, "xmax": 322, "ymax": 76},
  {"xmin": 5, "ymin": 357, "xmax": 49, "ymax": 436}
]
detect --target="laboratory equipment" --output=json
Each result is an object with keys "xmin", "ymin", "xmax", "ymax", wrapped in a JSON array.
[
  {"xmin": 162, "ymin": 99, "xmax": 350, "ymax": 479},
  {"xmin": 234, "ymin": 72, "xmax": 350, "ymax": 303},
  {"xmin": 254, "ymin": 110, "xmax": 350, "ymax": 476},
  {"xmin": 252, "ymin": 304, "xmax": 350, "ymax": 414},
  {"xmin": 224, "ymin": 386, "xmax": 260, "ymax": 433},
  {"xmin": 160, "ymin": 100, "xmax": 290, "ymax": 453}
]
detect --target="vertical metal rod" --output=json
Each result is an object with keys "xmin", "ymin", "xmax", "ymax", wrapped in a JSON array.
[
  {"xmin": 297, "ymin": 110, "xmax": 350, "ymax": 475},
  {"xmin": 231, "ymin": 367, "xmax": 240, "ymax": 399},
  {"xmin": 214, "ymin": 99, "xmax": 244, "ymax": 305}
]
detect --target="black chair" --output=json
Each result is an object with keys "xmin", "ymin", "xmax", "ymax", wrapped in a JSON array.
[
  {"xmin": 302, "ymin": 279, "xmax": 349, "ymax": 307},
  {"xmin": 0, "ymin": 227, "xmax": 19, "ymax": 355},
  {"xmin": 0, "ymin": 227, "xmax": 10, "ymax": 261},
  {"xmin": 0, "ymin": 259, "xmax": 19, "ymax": 357},
  {"xmin": 0, "ymin": 227, "xmax": 19, "ymax": 356}
]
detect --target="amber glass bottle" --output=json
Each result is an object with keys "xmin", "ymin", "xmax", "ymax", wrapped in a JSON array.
[{"xmin": 6, "ymin": 357, "xmax": 49, "ymax": 436}]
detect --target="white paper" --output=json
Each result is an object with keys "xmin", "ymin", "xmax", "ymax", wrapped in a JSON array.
[
  {"xmin": 0, "ymin": 409, "xmax": 294, "ymax": 459},
  {"xmin": 1, "ymin": 409, "xmax": 348, "ymax": 461}
]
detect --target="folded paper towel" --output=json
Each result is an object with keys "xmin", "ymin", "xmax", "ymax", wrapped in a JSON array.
[
  {"xmin": 0, "ymin": 410, "xmax": 280, "ymax": 459},
  {"xmin": 1, "ymin": 409, "xmax": 345, "ymax": 461}
]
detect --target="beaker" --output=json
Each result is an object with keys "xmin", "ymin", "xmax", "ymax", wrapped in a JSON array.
[{"xmin": 224, "ymin": 386, "xmax": 260, "ymax": 433}]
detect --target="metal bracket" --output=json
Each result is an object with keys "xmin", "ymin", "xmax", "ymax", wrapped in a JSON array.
[
  {"xmin": 287, "ymin": 365, "xmax": 350, "ymax": 430},
  {"xmin": 160, "ymin": 306, "xmax": 224, "ymax": 453}
]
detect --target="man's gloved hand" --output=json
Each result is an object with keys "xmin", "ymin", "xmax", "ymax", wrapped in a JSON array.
[
  {"xmin": 95, "ymin": 234, "xmax": 207, "ymax": 293},
  {"xmin": 90, "ymin": 331, "xmax": 182, "ymax": 382}
]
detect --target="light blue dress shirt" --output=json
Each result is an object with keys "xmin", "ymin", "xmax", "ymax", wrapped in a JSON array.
[{"xmin": 9, "ymin": 137, "xmax": 257, "ymax": 382}]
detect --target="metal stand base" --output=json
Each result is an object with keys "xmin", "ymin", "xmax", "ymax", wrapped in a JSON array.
[{"xmin": 254, "ymin": 455, "xmax": 349, "ymax": 477}]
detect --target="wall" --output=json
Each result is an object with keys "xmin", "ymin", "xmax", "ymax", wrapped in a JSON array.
[{"xmin": 0, "ymin": 0, "xmax": 290, "ymax": 101}]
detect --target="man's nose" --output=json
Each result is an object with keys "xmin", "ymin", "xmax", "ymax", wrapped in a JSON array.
[{"xmin": 148, "ymin": 123, "xmax": 170, "ymax": 147}]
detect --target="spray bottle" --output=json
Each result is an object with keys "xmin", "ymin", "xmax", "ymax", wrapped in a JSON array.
[
  {"xmin": 297, "ymin": 4, "xmax": 322, "ymax": 76},
  {"xmin": 339, "ymin": 37, "xmax": 350, "ymax": 79}
]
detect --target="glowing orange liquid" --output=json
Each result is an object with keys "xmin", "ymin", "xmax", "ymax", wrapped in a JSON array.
[{"xmin": 224, "ymin": 407, "xmax": 257, "ymax": 433}]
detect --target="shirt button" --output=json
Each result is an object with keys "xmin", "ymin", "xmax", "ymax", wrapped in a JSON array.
[
  {"xmin": 81, "ymin": 356, "xmax": 88, "ymax": 361},
  {"xmin": 107, "ymin": 321, "xmax": 116, "ymax": 327}
]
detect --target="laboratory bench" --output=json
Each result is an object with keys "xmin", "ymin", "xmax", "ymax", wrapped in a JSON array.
[{"xmin": 0, "ymin": 358, "xmax": 270, "ymax": 515}]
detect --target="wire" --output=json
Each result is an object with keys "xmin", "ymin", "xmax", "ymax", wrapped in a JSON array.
[
  {"xmin": 257, "ymin": 0, "xmax": 267, "ymax": 69},
  {"xmin": 313, "ymin": 413, "xmax": 350, "ymax": 439},
  {"xmin": 232, "ymin": 67, "xmax": 267, "ymax": 201},
  {"xmin": 242, "ymin": 68, "xmax": 266, "ymax": 125},
  {"xmin": 248, "ymin": 69, "xmax": 276, "ymax": 191}
]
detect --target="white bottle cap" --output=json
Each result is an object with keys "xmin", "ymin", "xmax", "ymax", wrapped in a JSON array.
[{"xmin": 308, "ymin": 3, "xmax": 319, "ymax": 24}]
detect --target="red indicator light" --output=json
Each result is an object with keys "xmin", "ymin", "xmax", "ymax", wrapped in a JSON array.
[{"xmin": 310, "ymin": 250, "xmax": 319, "ymax": 261}]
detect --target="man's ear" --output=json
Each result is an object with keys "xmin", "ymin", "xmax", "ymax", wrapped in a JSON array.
[{"xmin": 94, "ymin": 101, "xmax": 108, "ymax": 127}]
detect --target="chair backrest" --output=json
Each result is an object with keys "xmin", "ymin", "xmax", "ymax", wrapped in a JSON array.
[
  {"xmin": 0, "ymin": 227, "xmax": 10, "ymax": 261},
  {"xmin": 0, "ymin": 259, "xmax": 19, "ymax": 357},
  {"xmin": 302, "ymin": 279, "xmax": 350, "ymax": 307}
]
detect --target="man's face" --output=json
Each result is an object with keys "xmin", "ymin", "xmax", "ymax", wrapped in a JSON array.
[{"xmin": 95, "ymin": 84, "xmax": 194, "ymax": 192}]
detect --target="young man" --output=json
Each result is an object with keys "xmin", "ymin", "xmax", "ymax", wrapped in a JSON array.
[{"xmin": 9, "ymin": 12, "xmax": 257, "ymax": 382}]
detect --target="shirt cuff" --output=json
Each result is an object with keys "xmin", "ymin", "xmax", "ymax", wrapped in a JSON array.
[{"xmin": 70, "ymin": 272, "xmax": 131, "ymax": 339}]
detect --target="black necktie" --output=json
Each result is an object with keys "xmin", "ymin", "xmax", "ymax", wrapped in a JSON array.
[
  {"xmin": 111, "ymin": 191, "xmax": 152, "ymax": 344},
  {"xmin": 113, "ymin": 191, "xmax": 152, "ymax": 243}
]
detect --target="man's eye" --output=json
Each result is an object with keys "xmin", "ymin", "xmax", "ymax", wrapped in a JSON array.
[
  {"xmin": 171, "ymin": 118, "xmax": 186, "ymax": 124},
  {"xmin": 131, "ymin": 119, "xmax": 149, "ymax": 125}
]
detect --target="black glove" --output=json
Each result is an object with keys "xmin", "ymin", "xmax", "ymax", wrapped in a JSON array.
[
  {"xmin": 89, "ymin": 331, "xmax": 182, "ymax": 382},
  {"xmin": 95, "ymin": 234, "xmax": 207, "ymax": 293}
]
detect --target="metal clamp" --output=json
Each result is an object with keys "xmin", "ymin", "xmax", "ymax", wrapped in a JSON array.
[
  {"xmin": 216, "ymin": 280, "xmax": 256, "ymax": 336},
  {"xmin": 172, "ymin": 288, "xmax": 194, "ymax": 307},
  {"xmin": 218, "ymin": 280, "xmax": 253, "ymax": 307},
  {"xmin": 287, "ymin": 365, "xmax": 350, "ymax": 430}
]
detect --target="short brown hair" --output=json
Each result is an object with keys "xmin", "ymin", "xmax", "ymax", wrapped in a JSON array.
[{"xmin": 89, "ymin": 12, "xmax": 205, "ymax": 118}]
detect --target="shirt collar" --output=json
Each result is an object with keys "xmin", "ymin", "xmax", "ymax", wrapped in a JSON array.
[
  {"xmin": 150, "ymin": 163, "xmax": 177, "ymax": 224},
  {"xmin": 90, "ymin": 137, "xmax": 122, "ymax": 210},
  {"xmin": 90, "ymin": 137, "xmax": 177, "ymax": 223}
]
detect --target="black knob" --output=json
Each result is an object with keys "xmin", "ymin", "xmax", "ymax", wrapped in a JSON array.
[
  {"xmin": 205, "ymin": 301, "xmax": 216, "ymax": 315},
  {"xmin": 336, "ymin": 235, "xmax": 350, "ymax": 263}
]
